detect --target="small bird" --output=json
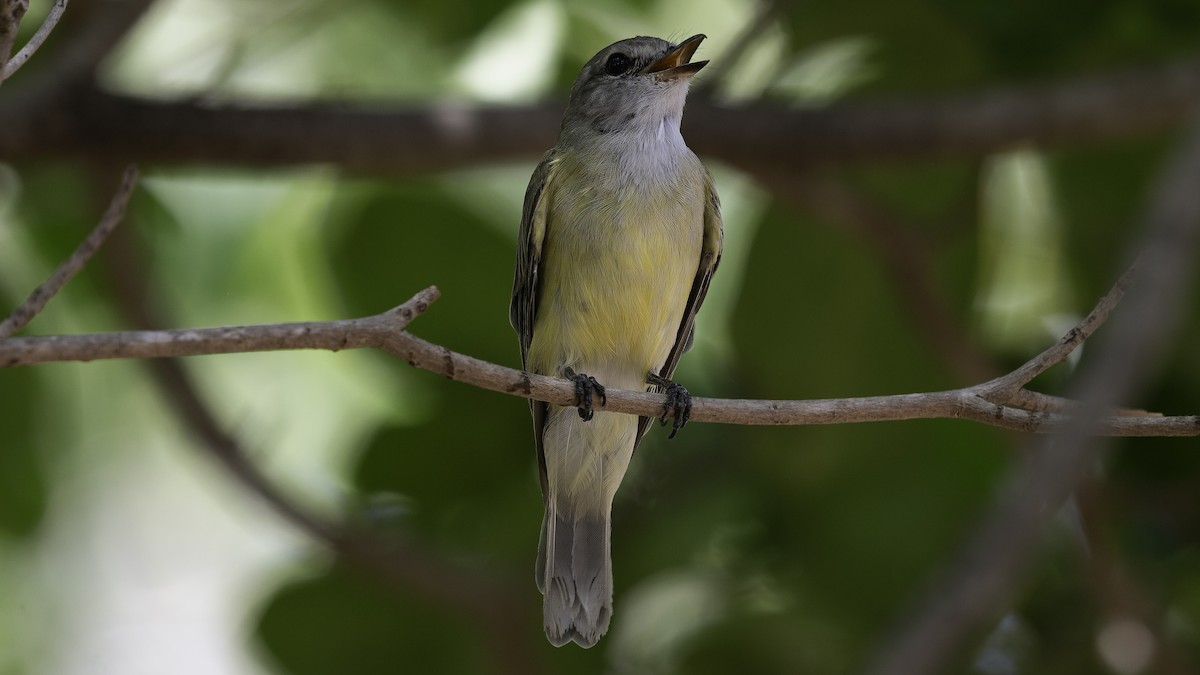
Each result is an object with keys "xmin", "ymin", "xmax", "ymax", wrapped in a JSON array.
[{"xmin": 509, "ymin": 34, "xmax": 723, "ymax": 648}]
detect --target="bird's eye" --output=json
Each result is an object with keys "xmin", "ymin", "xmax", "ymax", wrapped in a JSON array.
[{"xmin": 604, "ymin": 53, "xmax": 632, "ymax": 76}]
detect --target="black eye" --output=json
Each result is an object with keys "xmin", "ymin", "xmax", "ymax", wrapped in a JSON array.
[{"xmin": 604, "ymin": 53, "xmax": 632, "ymax": 76}]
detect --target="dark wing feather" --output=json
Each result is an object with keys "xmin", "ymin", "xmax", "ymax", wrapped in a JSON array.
[
  {"xmin": 635, "ymin": 170, "xmax": 724, "ymax": 446},
  {"xmin": 511, "ymin": 151, "xmax": 557, "ymax": 498}
]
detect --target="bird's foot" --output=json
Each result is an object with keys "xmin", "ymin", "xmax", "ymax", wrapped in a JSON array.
[
  {"xmin": 564, "ymin": 367, "xmax": 606, "ymax": 421},
  {"xmin": 647, "ymin": 372, "xmax": 691, "ymax": 439}
]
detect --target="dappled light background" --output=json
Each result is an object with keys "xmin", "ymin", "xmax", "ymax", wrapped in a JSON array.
[{"xmin": 2, "ymin": 0, "xmax": 1199, "ymax": 673}]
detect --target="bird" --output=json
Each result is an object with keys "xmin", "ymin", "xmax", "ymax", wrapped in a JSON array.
[{"xmin": 509, "ymin": 33, "xmax": 723, "ymax": 647}]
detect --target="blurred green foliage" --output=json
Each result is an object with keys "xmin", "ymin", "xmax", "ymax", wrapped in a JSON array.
[
  {"xmin": 2, "ymin": 0, "xmax": 1200, "ymax": 673},
  {"xmin": 258, "ymin": 563, "xmax": 492, "ymax": 675}
]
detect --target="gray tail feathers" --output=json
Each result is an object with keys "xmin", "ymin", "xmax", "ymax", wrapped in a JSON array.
[{"xmin": 536, "ymin": 507, "xmax": 612, "ymax": 648}]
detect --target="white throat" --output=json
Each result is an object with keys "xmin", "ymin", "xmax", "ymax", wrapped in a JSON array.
[{"xmin": 606, "ymin": 107, "xmax": 691, "ymax": 188}]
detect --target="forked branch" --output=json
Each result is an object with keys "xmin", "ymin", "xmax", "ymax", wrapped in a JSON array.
[{"xmin": 2, "ymin": 280, "xmax": 1196, "ymax": 436}]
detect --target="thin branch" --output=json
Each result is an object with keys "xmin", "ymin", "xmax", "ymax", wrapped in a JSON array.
[
  {"xmin": 0, "ymin": 0, "xmax": 66, "ymax": 81},
  {"xmin": 3, "ymin": 57, "xmax": 1200, "ymax": 172},
  {"xmin": 864, "ymin": 109, "xmax": 1200, "ymax": 675},
  {"xmin": 1, "ymin": 285, "xmax": 1195, "ymax": 437},
  {"xmin": 1007, "ymin": 388, "xmax": 1157, "ymax": 417},
  {"xmin": 980, "ymin": 257, "xmax": 1140, "ymax": 397},
  {"xmin": 0, "ymin": 164, "xmax": 138, "ymax": 337}
]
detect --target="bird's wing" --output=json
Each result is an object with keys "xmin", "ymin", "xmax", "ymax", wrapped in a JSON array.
[
  {"xmin": 511, "ymin": 150, "xmax": 557, "ymax": 498},
  {"xmin": 636, "ymin": 169, "xmax": 724, "ymax": 445}
]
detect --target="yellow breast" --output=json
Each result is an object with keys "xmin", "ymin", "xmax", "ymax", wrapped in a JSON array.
[{"xmin": 528, "ymin": 151, "xmax": 705, "ymax": 384}]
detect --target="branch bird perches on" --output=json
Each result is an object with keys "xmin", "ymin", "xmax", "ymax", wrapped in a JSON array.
[{"xmin": 2, "ymin": 261, "xmax": 1196, "ymax": 437}]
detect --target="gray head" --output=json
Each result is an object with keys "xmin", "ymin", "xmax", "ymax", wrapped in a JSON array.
[{"xmin": 558, "ymin": 34, "xmax": 707, "ymax": 143}]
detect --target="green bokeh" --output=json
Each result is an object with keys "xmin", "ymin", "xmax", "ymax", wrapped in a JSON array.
[{"xmin": 3, "ymin": 0, "xmax": 1200, "ymax": 673}]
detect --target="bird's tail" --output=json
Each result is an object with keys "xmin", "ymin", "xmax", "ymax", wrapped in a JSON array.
[
  {"xmin": 536, "ymin": 406, "xmax": 636, "ymax": 648},
  {"xmin": 537, "ymin": 505, "xmax": 612, "ymax": 647}
]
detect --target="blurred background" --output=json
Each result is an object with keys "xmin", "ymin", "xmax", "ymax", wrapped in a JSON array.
[{"xmin": 1, "ymin": 0, "xmax": 1199, "ymax": 673}]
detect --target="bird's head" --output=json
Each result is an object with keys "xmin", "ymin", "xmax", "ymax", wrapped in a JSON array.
[{"xmin": 561, "ymin": 34, "xmax": 708, "ymax": 139}]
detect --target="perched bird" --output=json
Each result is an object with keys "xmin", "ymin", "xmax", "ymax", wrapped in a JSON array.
[{"xmin": 509, "ymin": 34, "xmax": 723, "ymax": 648}]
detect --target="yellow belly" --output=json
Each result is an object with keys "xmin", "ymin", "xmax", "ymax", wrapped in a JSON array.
[{"xmin": 528, "ymin": 157, "xmax": 704, "ymax": 387}]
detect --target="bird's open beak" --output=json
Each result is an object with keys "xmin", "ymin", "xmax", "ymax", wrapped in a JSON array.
[{"xmin": 640, "ymin": 34, "xmax": 708, "ymax": 78}]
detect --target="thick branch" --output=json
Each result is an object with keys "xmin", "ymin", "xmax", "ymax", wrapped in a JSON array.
[{"xmin": 3, "ymin": 58, "xmax": 1200, "ymax": 171}]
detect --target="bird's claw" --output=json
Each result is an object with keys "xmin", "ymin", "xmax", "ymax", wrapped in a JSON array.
[
  {"xmin": 564, "ymin": 367, "xmax": 606, "ymax": 421},
  {"xmin": 647, "ymin": 372, "xmax": 691, "ymax": 439},
  {"xmin": 659, "ymin": 381, "xmax": 692, "ymax": 438}
]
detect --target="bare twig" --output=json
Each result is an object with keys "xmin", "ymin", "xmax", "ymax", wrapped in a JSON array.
[
  {"xmin": 0, "ymin": 0, "xmax": 66, "ymax": 81},
  {"xmin": 0, "ymin": 164, "xmax": 138, "ymax": 337},
  {"xmin": 864, "ymin": 110, "xmax": 1200, "ymax": 675},
  {"xmin": 1, "ymin": 284, "xmax": 1196, "ymax": 436},
  {"xmin": 979, "ymin": 257, "xmax": 1139, "ymax": 397}
]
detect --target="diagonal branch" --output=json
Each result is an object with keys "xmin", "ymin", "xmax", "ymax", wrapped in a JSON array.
[
  {"xmin": 0, "ymin": 164, "xmax": 138, "ymax": 337},
  {"xmin": 979, "ymin": 256, "xmax": 1140, "ymax": 398},
  {"xmin": 864, "ymin": 109, "xmax": 1200, "ymax": 675},
  {"xmin": 1075, "ymin": 479, "xmax": 1197, "ymax": 675},
  {"xmin": 86, "ymin": 189, "xmax": 547, "ymax": 675},
  {"xmin": 139, "ymin": 297, "xmax": 544, "ymax": 675}
]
